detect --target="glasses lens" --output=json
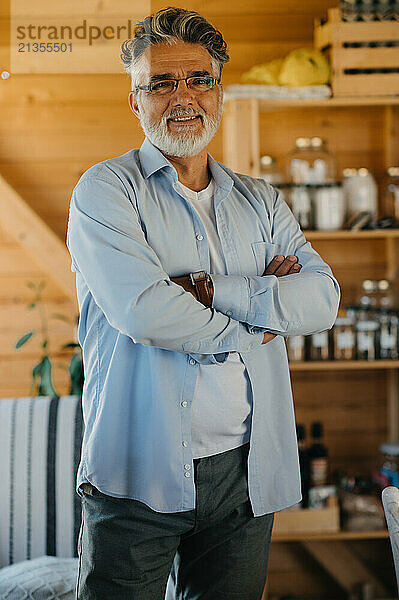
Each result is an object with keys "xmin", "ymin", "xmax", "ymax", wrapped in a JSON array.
[
  {"xmin": 187, "ymin": 76, "xmax": 215, "ymax": 91},
  {"xmin": 151, "ymin": 80, "xmax": 176, "ymax": 94}
]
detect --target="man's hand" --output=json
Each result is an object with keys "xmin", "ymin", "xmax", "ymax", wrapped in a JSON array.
[
  {"xmin": 261, "ymin": 255, "xmax": 302, "ymax": 344},
  {"xmin": 170, "ymin": 275, "xmax": 197, "ymax": 299},
  {"xmin": 263, "ymin": 255, "xmax": 302, "ymax": 277}
]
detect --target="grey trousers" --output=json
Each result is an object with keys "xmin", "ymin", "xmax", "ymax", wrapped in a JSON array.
[{"xmin": 76, "ymin": 441, "xmax": 274, "ymax": 599}]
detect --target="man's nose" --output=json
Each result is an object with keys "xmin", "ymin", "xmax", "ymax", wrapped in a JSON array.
[{"xmin": 172, "ymin": 79, "xmax": 195, "ymax": 103}]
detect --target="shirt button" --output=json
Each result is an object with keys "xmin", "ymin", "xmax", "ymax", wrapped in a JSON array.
[
  {"xmin": 248, "ymin": 343, "xmax": 253, "ymax": 350},
  {"xmin": 184, "ymin": 464, "xmax": 191, "ymax": 470},
  {"xmin": 182, "ymin": 441, "xmax": 188, "ymax": 447},
  {"xmin": 181, "ymin": 401, "xmax": 188, "ymax": 407},
  {"xmin": 196, "ymin": 234, "xmax": 204, "ymax": 241},
  {"xmin": 189, "ymin": 359, "xmax": 196, "ymax": 365},
  {"xmin": 184, "ymin": 471, "xmax": 191, "ymax": 477},
  {"xmin": 226, "ymin": 310, "xmax": 232, "ymax": 316}
]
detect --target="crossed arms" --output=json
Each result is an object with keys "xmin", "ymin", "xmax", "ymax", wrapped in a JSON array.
[
  {"xmin": 66, "ymin": 172, "xmax": 340, "ymax": 361},
  {"xmin": 170, "ymin": 255, "xmax": 303, "ymax": 346}
]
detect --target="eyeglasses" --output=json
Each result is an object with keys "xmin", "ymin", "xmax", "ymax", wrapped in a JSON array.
[{"xmin": 135, "ymin": 75, "xmax": 220, "ymax": 95}]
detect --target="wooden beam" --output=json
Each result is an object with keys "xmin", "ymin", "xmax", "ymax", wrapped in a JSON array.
[
  {"xmin": 222, "ymin": 98, "xmax": 260, "ymax": 177},
  {"xmin": 303, "ymin": 540, "xmax": 390, "ymax": 597},
  {"xmin": 0, "ymin": 174, "xmax": 77, "ymax": 310}
]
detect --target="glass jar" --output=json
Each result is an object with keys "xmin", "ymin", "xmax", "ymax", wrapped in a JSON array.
[
  {"xmin": 356, "ymin": 319, "xmax": 380, "ymax": 360},
  {"xmin": 260, "ymin": 155, "xmax": 283, "ymax": 185},
  {"xmin": 382, "ymin": 166, "xmax": 399, "ymax": 224},
  {"xmin": 359, "ymin": 279, "xmax": 378, "ymax": 309},
  {"xmin": 376, "ymin": 309, "xmax": 399, "ymax": 359},
  {"xmin": 333, "ymin": 316, "xmax": 356, "ymax": 360},
  {"xmin": 313, "ymin": 183, "xmax": 346, "ymax": 231},
  {"xmin": 289, "ymin": 185, "xmax": 313, "ymax": 229},
  {"xmin": 310, "ymin": 331, "xmax": 330, "ymax": 360},
  {"xmin": 380, "ymin": 443, "xmax": 399, "ymax": 487},
  {"xmin": 376, "ymin": 279, "xmax": 394, "ymax": 310},
  {"xmin": 343, "ymin": 167, "xmax": 378, "ymax": 223},
  {"xmin": 341, "ymin": 0, "xmax": 361, "ymax": 21},
  {"xmin": 286, "ymin": 335, "xmax": 305, "ymax": 362},
  {"xmin": 285, "ymin": 137, "xmax": 337, "ymax": 184}
]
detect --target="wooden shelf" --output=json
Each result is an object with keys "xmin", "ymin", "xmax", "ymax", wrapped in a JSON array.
[
  {"xmin": 305, "ymin": 229, "xmax": 399, "ymax": 240},
  {"xmin": 257, "ymin": 96, "xmax": 399, "ymax": 110},
  {"xmin": 272, "ymin": 529, "xmax": 389, "ymax": 542},
  {"xmin": 290, "ymin": 360, "xmax": 399, "ymax": 371},
  {"xmin": 223, "ymin": 95, "xmax": 399, "ymax": 110}
]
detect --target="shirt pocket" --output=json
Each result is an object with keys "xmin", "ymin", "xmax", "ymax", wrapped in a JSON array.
[{"xmin": 251, "ymin": 241, "xmax": 280, "ymax": 276}]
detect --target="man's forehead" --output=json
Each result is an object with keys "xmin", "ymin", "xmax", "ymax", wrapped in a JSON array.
[{"xmin": 141, "ymin": 42, "xmax": 213, "ymax": 76}]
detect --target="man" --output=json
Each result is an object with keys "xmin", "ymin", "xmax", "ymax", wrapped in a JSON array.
[{"xmin": 67, "ymin": 7, "xmax": 340, "ymax": 599}]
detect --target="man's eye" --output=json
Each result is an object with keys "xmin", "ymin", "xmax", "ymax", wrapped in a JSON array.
[
  {"xmin": 152, "ymin": 80, "xmax": 174, "ymax": 91},
  {"xmin": 191, "ymin": 77, "xmax": 208, "ymax": 84}
]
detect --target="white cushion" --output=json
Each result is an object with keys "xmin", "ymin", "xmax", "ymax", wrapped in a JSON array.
[{"xmin": 0, "ymin": 555, "xmax": 78, "ymax": 600}]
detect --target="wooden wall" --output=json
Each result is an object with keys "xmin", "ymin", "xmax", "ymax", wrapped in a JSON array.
[{"xmin": 0, "ymin": 1, "xmax": 396, "ymax": 597}]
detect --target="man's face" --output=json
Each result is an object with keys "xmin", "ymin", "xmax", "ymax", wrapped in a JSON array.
[{"xmin": 129, "ymin": 41, "xmax": 223, "ymax": 158}]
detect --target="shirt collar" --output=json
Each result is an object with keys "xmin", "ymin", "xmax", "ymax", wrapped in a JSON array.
[{"xmin": 138, "ymin": 136, "xmax": 234, "ymax": 197}]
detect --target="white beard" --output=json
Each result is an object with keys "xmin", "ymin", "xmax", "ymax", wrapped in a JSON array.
[{"xmin": 136, "ymin": 88, "xmax": 223, "ymax": 158}]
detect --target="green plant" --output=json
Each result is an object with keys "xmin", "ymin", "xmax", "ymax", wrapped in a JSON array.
[{"xmin": 14, "ymin": 280, "xmax": 84, "ymax": 398}]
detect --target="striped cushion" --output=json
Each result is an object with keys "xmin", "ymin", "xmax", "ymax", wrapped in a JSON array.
[{"xmin": 0, "ymin": 396, "xmax": 83, "ymax": 568}]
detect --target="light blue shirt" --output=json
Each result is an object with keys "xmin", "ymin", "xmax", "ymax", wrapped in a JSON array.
[{"xmin": 66, "ymin": 136, "xmax": 340, "ymax": 516}]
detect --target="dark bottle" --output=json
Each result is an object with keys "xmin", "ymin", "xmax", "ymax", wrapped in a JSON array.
[
  {"xmin": 309, "ymin": 422, "xmax": 329, "ymax": 487},
  {"xmin": 296, "ymin": 423, "xmax": 310, "ymax": 507}
]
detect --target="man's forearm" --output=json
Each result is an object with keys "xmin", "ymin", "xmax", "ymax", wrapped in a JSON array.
[{"xmin": 170, "ymin": 256, "xmax": 302, "ymax": 345}]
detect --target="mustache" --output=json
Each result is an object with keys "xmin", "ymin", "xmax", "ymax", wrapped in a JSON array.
[{"xmin": 164, "ymin": 108, "xmax": 205, "ymax": 120}]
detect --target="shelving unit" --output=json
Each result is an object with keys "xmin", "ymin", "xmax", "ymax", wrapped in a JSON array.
[
  {"xmin": 290, "ymin": 360, "xmax": 399, "ymax": 371},
  {"xmin": 222, "ymin": 95, "xmax": 399, "ymax": 179},
  {"xmin": 222, "ymin": 94, "xmax": 399, "ymax": 555},
  {"xmin": 273, "ymin": 529, "xmax": 388, "ymax": 542}
]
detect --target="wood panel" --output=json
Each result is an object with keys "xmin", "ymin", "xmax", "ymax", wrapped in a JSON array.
[
  {"xmin": 0, "ymin": 275, "xmax": 71, "ymax": 301},
  {"xmin": 292, "ymin": 370, "xmax": 388, "ymax": 475},
  {"xmin": 4, "ymin": 0, "xmax": 338, "ymax": 18}
]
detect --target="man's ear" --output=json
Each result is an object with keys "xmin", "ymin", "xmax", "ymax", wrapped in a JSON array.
[{"xmin": 128, "ymin": 91, "xmax": 140, "ymax": 118}]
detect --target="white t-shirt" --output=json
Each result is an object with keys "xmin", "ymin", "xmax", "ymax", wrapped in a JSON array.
[{"xmin": 174, "ymin": 177, "xmax": 252, "ymax": 459}]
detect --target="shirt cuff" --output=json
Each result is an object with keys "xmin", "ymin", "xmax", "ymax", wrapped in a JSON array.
[{"xmin": 210, "ymin": 273, "xmax": 249, "ymax": 323}]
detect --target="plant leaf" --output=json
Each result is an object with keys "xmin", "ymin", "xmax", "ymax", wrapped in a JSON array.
[
  {"xmin": 51, "ymin": 313, "xmax": 72, "ymax": 324},
  {"xmin": 15, "ymin": 331, "xmax": 35, "ymax": 349},
  {"xmin": 26, "ymin": 281, "xmax": 36, "ymax": 290},
  {"xmin": 42, "ymin": 339, "xmax": 48, "ymax": 350},
  {"xmin": 61, "ymin": 342, "xmax": 80, "ymax": 349}
]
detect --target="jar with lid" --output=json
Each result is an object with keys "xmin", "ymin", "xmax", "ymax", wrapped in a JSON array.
[
  {"xmin": 359, "ymin": 279, "xmax": 378, "ymax": 309},
  {"xmin": 380, "ymin": 443, "xmax": 399, "ymax": 487},
  {"xmin": 286, "ymin": 335, "xmax": 305, "ymax": 362},
  {"xmin": 309, "ymin": 330, "xmax": 330, "ymax": 360},
  {"xmin": 313, "ymin": 183, "xmax": 346, "ymax": 231},
  {"xmin": 376, "ymin": 279, "xmax": 394, "ymax": 310},
  {"xmin": 376, "ymin": 309, "xmax": 398, "ymax": 359},
  {"xmin": 285, "ymin": 137, "xmax": 337, "ymax": 184},
  {"xmin": 356, "ymin": 319, "xmax": 380, "ymax": 360},
  {"xmin": 343, "ymin": 167, "xmax": 378, "ymax": 223},
  {"xmin": 333, "ymin": 316, "xmax": 356, "ymax": 360},
  {"xmin": 382, "ymin": 166, "xmax": 399, "ymax": 224},
  {"xmin": 260, "ymin": 155, "xmax": 283, "ymax": 185}
]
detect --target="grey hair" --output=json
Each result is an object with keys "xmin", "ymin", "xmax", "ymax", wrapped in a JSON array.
[{"xmin": 120, "ymin": 6, "xmax": 229, "ymax": 90}]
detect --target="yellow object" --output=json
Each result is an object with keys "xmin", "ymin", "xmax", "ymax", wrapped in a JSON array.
[
  {"xmin": 240, "ymin": 48, "xmax": 331, "ymax": 87},
  {"xmin": 278, "ymin": 48, "xmax": 331, "ymax": 86},
  {"xmin": 241, "ymin": 58, "xmax": 284, "ymax": 85}
]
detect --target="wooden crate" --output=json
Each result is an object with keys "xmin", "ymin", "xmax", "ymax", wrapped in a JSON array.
[
  {"xmin": 273, "ymin": 495, "xmax": 340, "ymax": 537},
  {"xmin": 314, "ymin": 7, "xmax": 399, "ymax": 97}
]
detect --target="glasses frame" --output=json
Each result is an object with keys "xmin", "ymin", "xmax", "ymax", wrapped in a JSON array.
[{"xmin": 135, "ymin": 75, "xmax": 221, "ymax": 94}]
